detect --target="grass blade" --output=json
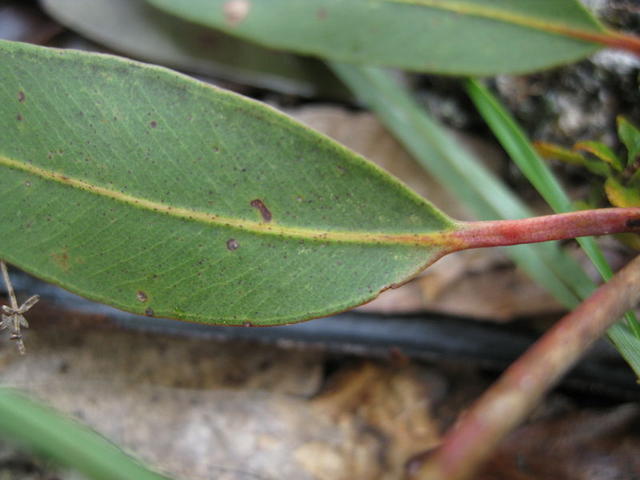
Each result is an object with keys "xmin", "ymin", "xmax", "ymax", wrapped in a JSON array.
[{"xmin": 0, "ymin": 388, "xmax": 171, "ymax": 480}]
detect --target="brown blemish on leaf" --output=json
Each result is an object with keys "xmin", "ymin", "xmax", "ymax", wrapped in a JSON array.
[
  {"xmin": 136, "ymin": 291, "xmax": 148, "ymax": 303},
  {"xmin": 223, "ymin": 0, "xmax": 250, "ymax": 26},
  {"xmin": 250, "ymin": 199, "xmax": 272, "ymax": 222},
  {"xmin": 145, "ymin": 307, "xmax": 154, "ymax": 317},
  {"xmin": 51, "ymin": 249, "xmax": 70, "ymax": 271},
  {"xmin": 17, "ymin": 91, "xmax": 25, "ymax": 103},
  {"xmin": 242, "ymin": 321, "xmax": 253, "ymax": 327},
  {"xmin": 16, "ymin": 113, "xmax": 23, "ymax": 121},
  {"xmin": 626, "ymin": 218, "xmax": 640, "ymax": 228},
  {"xmin": 317, "ymin": 7, "xmax": 327, "ymax": 19},
  {"xmin": 150, "ymin": 120, "xmax": 157, "ymax": 128},
  {"xmin": 226, "ymin": 238, "xmax": 239, "ymax": 251}
]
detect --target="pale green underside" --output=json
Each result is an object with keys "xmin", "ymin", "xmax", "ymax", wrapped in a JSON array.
[
  {"xmin": 148, "ymin": 0, "xmax": 604, "ymax": 76},
  {"xmin": 0, "ymin": 41, "xmax": 453, "ymax": 325}
]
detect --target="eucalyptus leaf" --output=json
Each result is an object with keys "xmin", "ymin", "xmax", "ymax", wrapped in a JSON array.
[
  {"xmin": 40, "ymin": 0, "xmax": 343, "ymax": 97},
  {"xmin": 0, "ymin": 40, "xmax": 456, "ymax": 325},
  {"xmin": 147, "ymin": 0, "xmax": 605, "ymax": 75}
]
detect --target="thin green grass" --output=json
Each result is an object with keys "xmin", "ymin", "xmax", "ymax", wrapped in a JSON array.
[{"xmin": 0, "ymin": 389, "xmax": 171, "ymax": 480}]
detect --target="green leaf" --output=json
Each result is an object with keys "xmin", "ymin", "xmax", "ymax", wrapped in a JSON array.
[
  {"xmin": 534, "ymin": 141, "xmax": 611, "ymax": 177},
  {"xmin": 574, "ymin": 140, "xmax": 623, "ymax": 171},
  {"xmin": 0, "ymin": 40, "xmax": 456, "ymax": 325},
  {"xmin": 147, "ymin": 0, "xmax": 605, "ymax": 75},
  {"xmin": 605, "ymin": 177, "xmax": 640, "ymax": 208},
  {"xmin": 617, "ymin": 116, "xmax": 640, "ymax": 167},
  {"xmin": 0, "ymin": 388, "xmax": 171, "ymax": 480},
  {"xmin": 41, "ymin": 0, "xmax": 344, "ymax": 97}
]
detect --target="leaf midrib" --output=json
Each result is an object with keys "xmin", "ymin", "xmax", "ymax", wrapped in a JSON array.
[
  {"xmin": 389, "ymin": 0, "xmax": 604, "ymax": 40},
  {"xmin": 0, "ymin": 154, "xmax": 455, "ymax": 247}
]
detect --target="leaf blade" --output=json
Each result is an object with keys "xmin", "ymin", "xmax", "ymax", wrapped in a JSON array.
[
  {"xmin": 574, "ymin": 140, "xmax": 623, "ymax": 171},
  {"xmin": 147, "ymin": 0, "xmax": 604, "ymax": 75},
  {"xmin": 0, "ymin": 40, "xmax": 453, "ymax": 325}
]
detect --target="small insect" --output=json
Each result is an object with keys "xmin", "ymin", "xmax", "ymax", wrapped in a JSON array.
[{"xmin": 1, "ymin": 261, "xmax": 39, "ymax": 355}]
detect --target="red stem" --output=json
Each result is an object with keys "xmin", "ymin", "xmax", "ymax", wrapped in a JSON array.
[
  {"xmin": 574, "ymin": 29, "xmax": 640, "ymax": 57},
  {"xmin": 449, "ymin": 207, "xmax": 640, "ymax": 251},
  {"xmin": 408, "ymin": 254, "xmax": 640, "ymax": 480},
  {"xmin": 603, "ymin": 31, "xmax": 640, "ymax": 56}
]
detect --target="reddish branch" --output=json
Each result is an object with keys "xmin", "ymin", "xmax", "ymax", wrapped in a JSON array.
[
  {"xmin": 594, "ymin": 30, "xmax": 640, "ymax": 57},
  {"xmin": 406, "ymin": 254, "xmax": 640, "ymax": 480},
  {"xmin": 559, "ymin": 29, "xmax": 640, "ymax": 57},
  {"xmin": 450, "ymin": 207, "xmax": 640, "ymax": 251}
]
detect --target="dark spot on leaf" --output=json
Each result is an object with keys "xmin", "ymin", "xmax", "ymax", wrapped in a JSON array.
[
  {"xmin": 317, "ymin": 7, "xmax": 327, "ymax": 19},
  {"xmin": 51, "ymin": 249, "xmax": 70, "ymax": 271},
  {"xmin": 250, "ymin": 199, "xmax": 272, "ymax": 222},
  {"xmin": 17, "ymin": 91, "xmax": 25, "ymax": 103},
  {"xmin": 242, "ymin": 321, "xmax": 253, "ymax": 327},
  {"xmin": 150, "ymin": 120, "xmax": 157, "ymax": 128},
  {"xmin": 136, "ymin": 291, "xmax": 148, "ymax": 303},
  {"xmin": 16, "ymin": 113, "xmax": 22, "ymax": 121},
  {"xmin": 626, "ymin": 218, "xmax": 640, "ymax": 228},
  {"xmin": 227, "ymin": 238, "xmax": 239, "ymax": 251},
  {"xmin": 145, "ymin": 307, "xmax": 154, "ymax": 317}
]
